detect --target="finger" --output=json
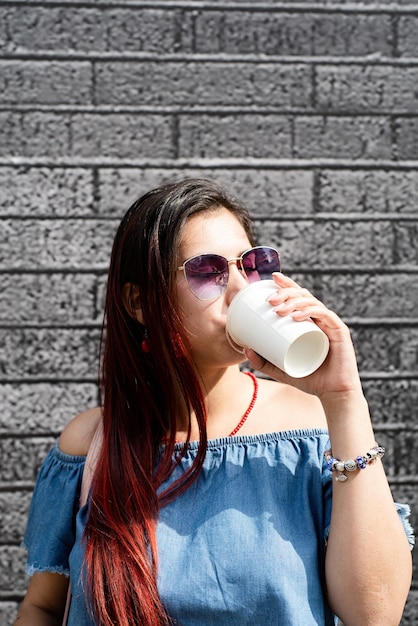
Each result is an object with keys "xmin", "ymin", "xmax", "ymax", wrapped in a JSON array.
[
  {"xmin": 272, "ymin": 296, "xmax": 321, "ymax": 316},
  {"xmin": 267, "ymin": 287, "xmax": 312, "ymax": 306},
  {"xmin": 270, "ymin": 275, "xmax": 342, "ymax": 329},
  {"xmin": 244, "ymin": 348, "xmax": 265, "ymax": 370},
  {"xmin": 271, "ymin": 272, "xmax": 303, "ymax": 289},
  {"xmin": 290, "ymin": 304, "xmax": 343, "ymax": 327}
]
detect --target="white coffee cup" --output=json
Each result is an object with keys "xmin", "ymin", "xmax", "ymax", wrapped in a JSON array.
[{"xmin": 226, "ymin": 280, "xmax": 329, "ymax": 378}]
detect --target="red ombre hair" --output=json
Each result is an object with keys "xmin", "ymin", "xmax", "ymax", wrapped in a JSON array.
[{"xmin": 84, "ymin": 179, "xmax": 255, "ymax": 625}]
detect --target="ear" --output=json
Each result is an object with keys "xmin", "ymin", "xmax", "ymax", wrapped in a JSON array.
[{"xmin": 122, "ymin": 283, "xmax": 144, "ymax": 324}]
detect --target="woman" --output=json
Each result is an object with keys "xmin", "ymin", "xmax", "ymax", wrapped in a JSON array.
[{"xmin": 15, "ymin": 178, "xmax": 413, "ymax": 625}]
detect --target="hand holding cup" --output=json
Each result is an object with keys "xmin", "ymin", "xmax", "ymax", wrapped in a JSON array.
[{"xmin": 226, "ymin": 279, "xmax": 329, "ymax": 378}]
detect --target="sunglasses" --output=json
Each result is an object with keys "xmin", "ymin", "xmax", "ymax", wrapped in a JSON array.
[{"xmin": 177, "ymin": 246, "xmax": 280, "ymax": 300}]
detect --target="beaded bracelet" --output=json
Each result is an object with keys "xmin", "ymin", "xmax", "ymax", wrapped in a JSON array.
[{"xmin": 324, "ymin": 445, "xmax": 385, "ymax": 482}]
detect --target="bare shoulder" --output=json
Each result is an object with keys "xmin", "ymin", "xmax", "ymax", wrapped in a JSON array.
[
  {"xmin": 255, "ymin": 377, "xmax": 327, "ymax": 432},
  {"xmin": 59, "ymin": 406, "xmax": 102, "ymax": 456}
]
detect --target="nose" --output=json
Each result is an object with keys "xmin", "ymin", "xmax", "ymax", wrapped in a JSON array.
[{"xmin": 225, "ymin": 261, "xmax": 249, "ymax": 303}]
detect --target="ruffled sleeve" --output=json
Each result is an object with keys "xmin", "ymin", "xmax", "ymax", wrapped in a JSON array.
[
  {"xmin": 22, "ymin": 442, "xmax": 86, "ymax": 576},
  {"xmin": 395, "ymin": 502, "xmax": 415, "ymax": 550}
]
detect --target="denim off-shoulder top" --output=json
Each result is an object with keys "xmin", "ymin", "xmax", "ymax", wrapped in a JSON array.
[{"xmin": 23, "ymin": 429, "xmax": 414, "ymax": 626}]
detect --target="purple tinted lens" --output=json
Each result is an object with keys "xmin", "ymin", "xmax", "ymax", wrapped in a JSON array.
[
  {"xmin": 242, "ymin": 247, "xmax": 280, "ymax": 282},
  {"xmin": 184, "ymin": 254, "xmax": 229, "ymax": 299}
]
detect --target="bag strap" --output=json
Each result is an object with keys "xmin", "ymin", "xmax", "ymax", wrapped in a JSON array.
[{"xmin": 62, "ymin": 418, "xmax": 104, "ymax": 625}]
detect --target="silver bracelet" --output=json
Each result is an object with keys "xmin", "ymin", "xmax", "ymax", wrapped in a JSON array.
[{"xmin": 324, "ymin": 445, "xmax": 385, "ymax": 482}]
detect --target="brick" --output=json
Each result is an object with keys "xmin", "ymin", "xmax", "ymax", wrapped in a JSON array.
[
  {"xmin": 0, "ymin": 61, "xmax": 92, "ymax": 105},
  {"xmin": 316, "ymin": 66, "xmax": 418, "ymax": 113},
  {"xmin": 192, "ymin": 10, "xmax": 224, "ymax": 54},
  {"xmin": 318, "ymin": 274, "xmax": 418, "ymax": 318},
  {"xmin": 193, "ymin": 11, "xmax": 393, "ymax": 56},
  {"xmin": 375, "ymin": 379, "xmax": 418, "ymax": 426},
  {"xmin": 351, "ymin": 326, "xmax": 418, "ymax": 374},
  {"xmin": 176, "ymin": 9, "xmax": 194, "ymax": 52},
  {"xmin": 0, "ymin": 383, "xmax": 98, "ymax": 434},
  {"xmin": 2, "ymin": 6, "xmax": 108, "ymax": 53},
  {"xmin": 71, "ymin": 114, "xmax": 174, "ymax": 159},
  {"xmin": 391, "ymin": 483, "xmax": 417, "ymax": 533},
  {"xmin": 0, "ymin": 546, "xmax": 29, "ymax": 594},
  {"xmin": 0, "ymin": 328, "xmax": 101, "ymax": 380},
  {"xmin": 97, "ymin": 168, "xmax": 314, "ymax": 217},
  {"xmin": 2, "ymin": 7, "xmax": 177, "ymax": 53},
  {"xmin": 0, "ymin": 9, "xmax": 7, "ymax": 49},
  {"xmin": 396, "ymin": 118, "xmax": 418, "ymax": 160},
  {"xmin": 392, "ymin": 220, "xmax": 418, "ymax": 264},
  {"xmin": 318, "ymin": 170, "xmax": 418, "ymax": 215},
  {"xmin": 363, "ymin": 380, "xmax": 418, "ymax": 427},
  {"xmin": 378, "ymin": 429, "xmax": 418, "ymax": 477},
  {"xmin": 0, "ymin": 168, "xmax": 95, "ymax": 217},
  {"xmin": 0, "ymin": 219, "xmax": 117, "ymax": 270},
  {"xmin": 222, "ymin": 170, "xmax": 314, "ymax": 217},
  {"xmin": 398, "ymin": 16, "xmax": 418, "ymax": 57},
  {"xmin": 314, "ymin": 220, "xmax": 418, "ymax": 267},
  {"xmin": 0, "ymin": 438, "xmax": 54, "ymax": 483},
  {"xmin": 294, "ymin": 116, "xmax": 392, "ymax": 159},
  {"xmin": 0, "ymin": 273, "xmax": 101, "ymax": 324},
  {"xmin": 0, "ymin": 603, "xmax": 19, "ymax": 626},
  {"xmin": 0, "ymin": 112, "xmax": 70, "ymax": 158},
  {"xmin": 0, "ymin": 492, "xmax": 32, "ymax": 543},
  {"xmin": 96, "ymin": 275, "xmax": 107, "ymax": 319},
  {"xmin": 96, "ymin": 62, "xmax": 312, "ymax": 108},
  {"xmin": 401, "ymin": 591, "xmax": 418, "ymax": 625},
  {"xmin": 106, "ymin": 9, "xmax": 179, "ymax": 52},
  {"xmin": 178, "ymin": 115, "xmax": 292, "ymax": 158},
  {"xmin": 97, "ymin": 169, "xmax": 163, "ymax": 217}
]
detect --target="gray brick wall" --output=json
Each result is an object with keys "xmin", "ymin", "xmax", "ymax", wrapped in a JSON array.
[{"xmin": 0, "ymin": 1, "xmax": 417, "ymax": 623}]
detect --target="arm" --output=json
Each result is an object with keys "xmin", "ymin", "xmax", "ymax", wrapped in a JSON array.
[
  {"xmin": 15, "ymin": 408, "xmax": 102, "ymax": 626},
  {"xmin": 322, "ymin": 391, "xmax": 412, "ymax": 625},
  {"xmin": 246, "ymin": 272, "xmax": 412, "ymax": 626},
  {"xmin": 14, "ymin": 573, "xmax": 69, "ymax": 625}
]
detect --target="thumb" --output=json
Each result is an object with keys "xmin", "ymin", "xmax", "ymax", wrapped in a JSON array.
[{"xmin": 244, "ymin": 348, "xmax": 288, "ymax": 383}]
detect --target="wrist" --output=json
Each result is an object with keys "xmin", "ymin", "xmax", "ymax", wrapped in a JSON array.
[
  {"xmin": 324, "ymin": 444, "xmax": 385, "ymax": 482},
  {"xmin": 321, "ymin": 392, "xmax": 378, "ymax": 460},
  {"xmin": 319, "ymin": 389, "xmax": 368, "ymax": 421}
]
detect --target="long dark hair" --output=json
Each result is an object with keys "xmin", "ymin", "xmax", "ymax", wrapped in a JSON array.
[{"xmin": 84, "ymin": 178, "xmax": 254, "ymax": 625}]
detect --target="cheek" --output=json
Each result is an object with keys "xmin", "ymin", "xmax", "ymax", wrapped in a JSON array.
[
  {"xmin": 176, "ymin": 278, "xmax": 227, "ymax": 330},
  {"xmin": 177, "ymin": 278, "xmax": 210, "ymax": 317},
  {"xmin": 177, "ymin": 293, "xmax": 223, "ymax": 340},
  {"xmin": 180, "ymin": 303, "xmax": 212, "ymax": 335},
  {"xmin": 176, "ymin": 282, "xmax": 198, "ymax": 324}
]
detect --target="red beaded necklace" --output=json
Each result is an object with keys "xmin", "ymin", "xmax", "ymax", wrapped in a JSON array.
[
  {"xmin": 228, "ymin": 372, "xmax": 259, "ymax": 437},
  {"xmin": 162, "ymin": 371, "xmax": 259, "ymax": 443}
]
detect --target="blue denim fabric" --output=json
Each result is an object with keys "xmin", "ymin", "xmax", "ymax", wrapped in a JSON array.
[
  {"xmin": 23, "ymin": 444, "xmax": 85, "ymax": 576},
  {"xmin": 23, "ymin": 430, "xmax": 414, "ymax": 626}
]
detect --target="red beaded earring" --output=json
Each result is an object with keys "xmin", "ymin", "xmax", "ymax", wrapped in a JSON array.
[{"xmin": 141, "ymin": 329, "xmax": 150, "ymax": 353}]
